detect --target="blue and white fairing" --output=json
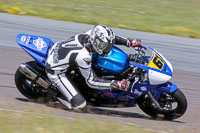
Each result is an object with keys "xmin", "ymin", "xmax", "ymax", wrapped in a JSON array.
[
  {"xmin": 16, "ymin": 34, "xmax": 54, "ymax": 66},
  {"xmin": 129, "ymin": 44, "xmax": 173, "ymax": 85},
  {"xmin": 92, "ymin": 44, "xmax": 176, "ymax": 106},
  {"xmin": 16, "ymin": 34, "xmax": 176, "ymax": 106},
  {"xmin": 93, "ymin": 44, "xmax": 174, "ymax": 85}
]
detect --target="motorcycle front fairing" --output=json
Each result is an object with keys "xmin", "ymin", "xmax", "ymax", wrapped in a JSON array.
[
  {"xmin": 92, "ymin": 44, "xmax": 177, "ymax": 106},
  {"xmin": 95, "ymin": 80, "xmax": 176, "ymax": 107},
  {"xmin": 128, "ymin": 44, "xmax": 177, "ymax": 100}
]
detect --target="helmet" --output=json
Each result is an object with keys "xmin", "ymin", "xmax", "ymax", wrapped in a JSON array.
[{"xmin": 90, "ymin": 24, "xmax": 115, "ymax": 56}]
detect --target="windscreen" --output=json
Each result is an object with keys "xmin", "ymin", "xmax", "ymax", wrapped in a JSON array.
[
  {"xmin": 131, "ymin": 44, "xmax": 166, "ymax": 71},
  {"xmin": 130, "ymin": 44, "xmax": 154, "ymax": 65}
]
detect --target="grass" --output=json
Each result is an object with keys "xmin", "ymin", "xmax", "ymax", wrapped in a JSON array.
[
  {"xmin": 0, "ymin": 0, "xmax": 200, "ymax": 38},
  {"xmin": 0, "ymin": 110, "xmax": 156, "ymax": 133}
]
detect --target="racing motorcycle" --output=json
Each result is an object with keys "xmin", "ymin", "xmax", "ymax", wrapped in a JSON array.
[{"xmin": 15, "ymin": 34, "xmax": 187, "ymax": 120}]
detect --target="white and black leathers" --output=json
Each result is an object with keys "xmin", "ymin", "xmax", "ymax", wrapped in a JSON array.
[{"xmin": 45, "ymin": 30, "xmax": 131, "ymax": 109}]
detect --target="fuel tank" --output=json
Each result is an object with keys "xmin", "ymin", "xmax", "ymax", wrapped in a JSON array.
[{"xmin": 92, "ymin": 46, "xmax": 129, "ymax": 76}]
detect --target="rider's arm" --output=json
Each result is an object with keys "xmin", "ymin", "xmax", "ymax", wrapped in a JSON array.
[
  {"xmin": 79, "ymin": 67, "xmax": 111, "ymax": 89},
  {"xmin": 115, "ymin": 35, "xmax": 132, "ymax": 46},
  {"xmin": 115, "ymin": 35, "xmax": 142, "ymax": 47},
  {"xmin": 75, "ymin": 51, "xmax": 111, "ymax": 90}
]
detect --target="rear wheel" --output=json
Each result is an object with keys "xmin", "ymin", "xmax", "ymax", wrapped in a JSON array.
[
  {"xmin": 15, "ymin": 61, "xmax": 45, "ymax": 99},
  {"xmin": 137, "ymin": 88, "xmax": 187, "ymax": 120}
]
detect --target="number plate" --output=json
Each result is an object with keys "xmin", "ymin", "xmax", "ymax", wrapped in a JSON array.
[{"xmin": 148, "ymin": 52, "xmax": 164, "ymax": 70}]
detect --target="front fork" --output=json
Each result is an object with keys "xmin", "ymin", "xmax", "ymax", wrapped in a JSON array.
[
  {"xmin": 147, "ymin": 82, "xmax": 178, "ymax": 111},
  {"xmin": 153, "ymin": 82, "xmax": 177, "ymax": 100}
]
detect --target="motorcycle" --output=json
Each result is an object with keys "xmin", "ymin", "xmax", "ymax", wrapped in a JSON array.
[{"xmin": 15, "ymin": 34, "xmax": 187, "ymax": 120}]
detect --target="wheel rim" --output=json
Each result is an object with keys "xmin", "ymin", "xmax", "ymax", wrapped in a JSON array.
[
  {"xmin": 139, "ymin": 92, "xmax": 180, "ymax": 118},
  {"xmin": 158, "ymin": 93, "xmax": 178, "ymax": 112},
  {"xmin": 137, "ymin": 89, "xmax": 187, "ymax": 120},
  {"xmin": 22, "ymin": 78, "xmax": 34, "ymax": 94}
]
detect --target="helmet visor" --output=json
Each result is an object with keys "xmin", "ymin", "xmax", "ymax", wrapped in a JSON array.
[
  {"xmin": 102, "ymin": 42, "xmax": 113, "ymax": 55},
  {"xmin": 94, "ymin": 37, "xmax": 113, "ymax": 55}
]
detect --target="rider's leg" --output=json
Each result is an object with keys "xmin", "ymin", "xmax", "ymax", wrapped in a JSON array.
[{"xmin": 47, "ymin": 72, "xmax": 86, "ymax": 109}]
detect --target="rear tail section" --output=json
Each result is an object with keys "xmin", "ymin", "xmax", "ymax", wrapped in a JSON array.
[{"xmin": 16, "ymin": 34, "xmax": 54, "ymax": 66}]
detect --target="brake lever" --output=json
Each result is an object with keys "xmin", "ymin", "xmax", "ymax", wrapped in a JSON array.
[
  {"xmin": 133, "ymin": 45, "xmax": 147, "ymax": 51},
  {"xmin": 130, "ymin": 76, "xmax": 139, "ymax": 93}
]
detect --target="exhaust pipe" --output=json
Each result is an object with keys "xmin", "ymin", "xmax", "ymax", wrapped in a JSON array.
[{"xmin": 18, "ymin": 63, "xmax": 50, "ymax": 89}]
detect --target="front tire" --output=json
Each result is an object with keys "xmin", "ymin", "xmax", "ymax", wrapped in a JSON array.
[{"xmin": 137, "ymin": 88, "xmax": 187, "ymax": 120}]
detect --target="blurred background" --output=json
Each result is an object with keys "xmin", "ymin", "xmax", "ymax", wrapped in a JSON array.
[
  {"xmin": 0, "ymin": 1, "xmax": 200, "ymax": 133},
  {"xmin": 0, "ymin": 0, "xmax": 200, "ymax": 38}
]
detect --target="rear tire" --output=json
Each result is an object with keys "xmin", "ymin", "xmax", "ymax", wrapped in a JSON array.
[
  {"xmin": 14, "ymin": 61, "xmax": 44, "ymax": 99},
  {"xmin": 137, "ymin": 88, "xmax": 187, "ymax": 120}
]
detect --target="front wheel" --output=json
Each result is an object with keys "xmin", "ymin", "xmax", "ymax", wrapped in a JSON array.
[{"xmin": 137, "ymin": 88, "xmax": 187, "ymax": 120}]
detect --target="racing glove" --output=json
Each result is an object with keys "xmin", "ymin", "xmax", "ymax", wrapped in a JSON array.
[
  {"xmin": 110, "ymin": 79, "xmax": 130, "ymax": 91},
  {"xmin": 127, "ymin": 39, "xmax": 142, "ymax": 47}
]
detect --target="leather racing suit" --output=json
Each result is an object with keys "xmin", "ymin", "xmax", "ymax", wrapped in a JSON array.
[{"xmin": 45, "ymin": 30, "xmax": 132, "ymax": 109}]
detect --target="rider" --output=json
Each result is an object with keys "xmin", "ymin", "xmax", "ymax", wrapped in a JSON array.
[{"xmin": 45, "ymin": 24, "xmax": 142, "ymax": 110}]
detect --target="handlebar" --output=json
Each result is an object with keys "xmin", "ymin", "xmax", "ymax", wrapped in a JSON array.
[
  {"xmin": 128, "ymin": 45, "xmax": 148, "ymax": 65},
  {"xmin": 132, "ymin": 45, "xmax": 147, "ymax": 51}
]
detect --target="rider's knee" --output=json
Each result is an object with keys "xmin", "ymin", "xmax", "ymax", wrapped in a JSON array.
[{"xmin": 71, "ymin": 93, "xmax": 86, "ymax": 109}]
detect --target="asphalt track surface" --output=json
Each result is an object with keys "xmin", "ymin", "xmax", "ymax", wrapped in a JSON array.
[{"xmin": 0, "ymin": 13, "xmax": 200, "ymax": 133}]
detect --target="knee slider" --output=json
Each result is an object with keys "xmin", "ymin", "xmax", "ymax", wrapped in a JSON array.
[{"xmin": 70, "ymin": 93, "xmax": 86, "ymax": 107}]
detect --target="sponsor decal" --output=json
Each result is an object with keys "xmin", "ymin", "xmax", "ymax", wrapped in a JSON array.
[
  {"xmin": 134, "ymin": 89, "xmax": 142, "ymax": 96},
  {"xmin": 140, "ymin": 86, "xmax": 147, "ymax": 91},
  {"xmin": 25, "ymin": 36, "xmax": 31, "ymax": 45},
  {"xmin": 103, "ymin": 93, "xmax": 115, "ymax": 98},
  {"xmin": 33, "ymin": 37, "xmax": 47, "ymax": 50},
  {"xmin": 126, "ymin": 95, "xmax": 134, "ymax": 100},
  {"xmin": 96, "ymin": 30, "xmax": 105, "ymax": 40},
  {"xmin": 20, "ymin": 35, "xmax": 26, "ymax": 43},
  {"xmin": 111, "ymin": 105, "xmax": 124, "ymax": 107},
  {"xmin": 53, "ymin": 43, "xmax": 60, "ymax": 63},
  {"xmin": 117, "ymin": 95, "xmax": 129, "ymax": 102},
  {"xmin": 62, "ymin": 44, "xmax": 78, "ymax": 48}
]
